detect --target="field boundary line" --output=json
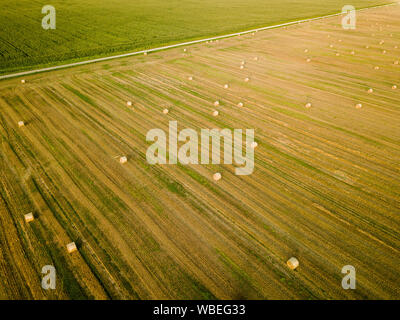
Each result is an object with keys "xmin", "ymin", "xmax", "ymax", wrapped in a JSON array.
[{"xmin": 0, "ymin": 2, "xmax": 397, "ymax": 80}]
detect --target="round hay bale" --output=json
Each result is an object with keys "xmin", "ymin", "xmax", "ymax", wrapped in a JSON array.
[
  {"xmin": 21, "ymin": 79, "xmax": 25, "ymax": 84},
  {"xmin": 214, "ymin": 101, "xmax": 220, "ymax": 107},
  {"xmin": 287, "ymin": 257, "xmax": 299, "ymax": 270},
  {"xmin": 366, "ymin": 45, "xmax": 370, "ymax": 49},
  {"xmin": 394, "ymin": 45, "xmax": 398, "ymax": 49},
  {"xmin": 335, "ymin": 53, "xmax": 340, "ymax": 56},
  {"xmin": 18, "ymin": 121, "xmax": 25, "ymax": 128},
  {"xmin": 306, "ymin": 58, "xmax": 311, "ymax": 63},
  {"xmin": 163, "ymin": 108, "xmax": 169, "ymax": 114},
  {"xmin": 183, "ymin": 48, "xmax": 187, "ymax": 52},
  {"xmin": 355, "ymin": 103, "xmax": 363, "ymax": 109},
  {"xmin": 351, "ymin": 50, "xmax": 355, "ymax": 55},
  {"xmin": 224, "ymin": 84, "xmax": 229, "ymax": 89},
  {"xmin": 250, "ymin": 141, "xmax": 258, "ymax": 149},
  {"xmin": 120, "ymin": 156, "xmax": 128, "ymax": 164},
  {"xmin": 144, "ymin": 52, "xmax": 148, "ymax": 56},
  {"xmin": 188, "ymin": 76, "xmax": 193, "ymax": 81},
  {"xmin": 126, "ymin": 101, "xmax": 132, "ymax": 107},
  {"xmin": 305, "ymin": 103, "xmax": 312, "ymax": 109},
  {"xmin": 244, "ymin": 77, "xmax": 250, "ymax": 82},
  {"xmin": 254, "ymin": 57, "xmax": 258, "ymax": 61},
  {"xmin": 213, "ymin": 173, "xmax": 222, "ymax": 181},
  {"xmin": 367, "ymin": 88, "xmax": 374, "ymax": 93},
  {"xmin": 394, "ymin": 61, "xmax": 399, "ymax": 65},
  {"xmin": 392, "ymin": 85, "xmax": 397, "ymax": 90},
  {"xmin": 240, "ymin": 65, "xmax": 244, "ymax": 69},
  {"xmin": 374, "ymin": 66, "xmax": 380, "ymax": 70},
  {"xmin": 212, "ymin": 110, "xmax": 219, "ymax": 117},
  {"xmin": 383, "ymin": 50, "xmax": 387, "ymax": 54},
  {"xmin": 304, "ymin": 49, "xmax": 309, "ymax": 53},
  {"xmin": 338, "ymin": 39, "xmax": 342, "ymax": 42},
  {"xmin": 329, "ymin": 44, "xmax": 334, "ymax": 48},
  {"xmin": 241, "ymin": 61, "xmax": 245, "ymax": 65},
  {"xmin": 238, "ymin": 102, "xmax": 244, "ymax": 107}
]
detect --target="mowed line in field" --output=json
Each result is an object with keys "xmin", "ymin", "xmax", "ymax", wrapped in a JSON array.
[{"xmin": 0, "ymin": 5, "xmax": 399, "ymax": 299}]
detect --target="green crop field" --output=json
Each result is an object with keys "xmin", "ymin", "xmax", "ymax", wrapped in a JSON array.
[{"xmin": 0, "ymin": 0, "xmax": 392, "ymax": 75}]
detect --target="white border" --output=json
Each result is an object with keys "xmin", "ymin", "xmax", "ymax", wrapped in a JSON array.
[{"xmin": 0, "ymin": 2, "xmax": 397, "ymax": 80}]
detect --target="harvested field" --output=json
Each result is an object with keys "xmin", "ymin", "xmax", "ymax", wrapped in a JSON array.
[{"xmin": 0, "ymin": 5, "xmax": 399, "ymax": 299}]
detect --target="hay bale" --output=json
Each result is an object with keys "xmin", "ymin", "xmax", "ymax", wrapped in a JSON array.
[
  {"xmin": 287, "ymin": 257, "xmax": 299, "ymax": 270},
  {"xmin": 238, "ymin": 102, "xmax": 244, "ymax": 107},
  {"xmin": 395, "ymin": 45, "xmax": 398, "ymax": 49},
  {"xmin": 304, "ymin": 49, "xmax": 309, "ymax": 53},
  {"xmin": 394, "ymin": 61, "xmax": 399, "ymax": 65},
  {"xmin": 392, "ymin": 85, "xmax": 397, "ymax": 90},
  {"xmin": 66, "ymin": 242, "xmax": 77, "ymax": 254},
  {"xmin": 120, "ymin": 156, "xmax": 128, "ymax": 164},
  {"xmin": 335, "ymin": 53, "xmax": 340, "ymax": 56},
  {"xmin": 305, "ymin": 103, "xmax": 312, "ymax": 109},
  {"xmin": 241, "ymin": 61, "xmax": 245, "ymax": 65},
  {"xmin": 374, "ymin": 66, "xmax": 380, "ymax": 70},
  {"xmin": 21, "ymin": 79, "xmax": 25, "ymax": 84},
  {"xmin": 366, "ymin": 45, "xmax": 370, "ymax": 49},
  {"xmin": 214, "ymin": 101, "xmax": 220, "ymax": 107},
  {"xmin": 213, "ymin": 173, "xmax": 222, "ymax": 181},
  {"xmin": 183, "ymin": 48, "xmax": 187, "ymax": 52},
  {"xmin": 24, "ymin": 212, "xmax": 34, "ymax": 223},
  {"xmin": 18, "ymin": 121, "xmax": 25, "ymax": 128},
  {"xmin": 224, "ymin": 84, "xmax": 229, "ymax": 89},
  {"xmin": 367, "ymin": 88, "xmax": 374, "ymax": 93},
  {"xmin": 383, "ymin": 50, "xmax": 387, "ymax": 54},
  {"xmin": 250, "ymin": 141, "xmax": 258, "ymax": 149},
  {"xmin": 240, "ymin": 65, "xmax": 244, "ymax": 69},
  {"xmin": 253, "ymin": 57, "xmax": 258, "ymax": 61},
  {"xmin": 306, "ymin": 58, "xmax": 311, "ymax": 63},
  {"xmin": 351, "ymin": 51, "xmax": 355, "ymax": 55},
  {"xmin": 144, "ymin": 52, "xmax": 148, "ymax": 56},
  {"xmin": 126, "ymin": 101, "xmax": 132, "ymax": 107},
  {"xmin": 244, "ymin": 77, "xmax": 250, "ymax": 82},
  {"xmin": 329, "ymin": 44, "xmax": 334, "ymax": 48},
  {"xmin": 212, "ymin": 110, "xmax": 219, "ymax": 117},
  {"xmin": 188, "ymin": 76, "xmax": 193, "ymax": 81},
  {"xmin": 355, "ymin": 103, "xmax": 363, "ymax": 109},
  {"xmin": 163, "ymin": 108, "xmax": 169, "ymax": 114}
]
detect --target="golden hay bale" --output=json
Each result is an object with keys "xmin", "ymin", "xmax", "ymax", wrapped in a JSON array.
[
  {"xmin": 305, "ymin": 103, "xmax": 312, "ymax": 109},
  {"xmin": 188, "ymin": 76, "xmax": 193, "ymax": 81},
  {"xmin": 253, "ymin": 57, "xmax": 258, "ymax": 61},
  {"xmin": 224, "ymin": 84, "xmax": 229, "ymax": 89},
  {"xmin": 183, "ymin": 48, "xmax": 187, "ymax": 52},
  {"xmin": 240, "ymin": 65, "xmax": 244, "ymax": 69},
  {"xmin": 383, "ymin": 50, "xmax": 387, "ymax": 54},
  {"xmin": 329, "ymin": 44, "xmax": 334, "ymax": 48},
  {"xmin": 250, "ymin": 141, "xmax": 258, "ymax": 149},
  {"xmin": 374, "ymin": 66, "xmax": 380, "ymax": 70},
  {"xmin": 18, "ymin": 121, "xmax": 25, "ymax": 128},
  {"xmin": 214, "ymin": 101, "xmax": 220, "ymax": 107},
  {"xmin": 304, "ymin": 49, "xmax": 309, "ymax": 53},
  {"xmin": 335, "ymin": 53, "xmax": 340, "ymax": 56},
  {"xmin": 244, "ymin": 77, "xmax": 250, "ymax": 82},
  {"xmin": 241, "ymin": 61, "xmax": 245, "ymax": 65},
  {"xmin": 66, "ymin": 242, "xmax": 77, "ymax": 254},
  {"xmin": 394, "ymin": 61, "xmax": 399, "ymax": 65},
  {"xmin": 367, "ymin": 88, "xmax": 374, "ymax": 93},
  {"xmin": 351, "ymin": 50, "xmax": 355, "ymax": 55},
  {"xmin": 306, "ymin": 58, "xmax": 311, "ymax": 63},
  {"xmin": 144, "ymin": 52, "xmax": 148, "ymax": 56},
  {"xmin": 163, "ymin": 108, "xmax": 169, "ymax": 114},
  {"xmin": 238, "ymin": 102, "xmax": 244, "ymax": 107},
  {"xmin": 126, "ymin": 101, "xmax": 132, "ymax": 107},
  {"xmin": 213, "ymin": 172, "xmax": 222, "ymax": 181},
  {"xmin": 24, "ymin": 212, "xmax": 34, "ymax": 223},
  {"xmin": 392, "ymin": 85, "xmax": 397, "ymax": 90},
  {"xmin": 395, "ymin": 45, "xmax": 398, "ymax": 49},
  {"xmin": 120, "ymin": 156, "xmax": 128, "ymax": 164},
  {"xmin": 355, "ymin": 103, "xmax": 363, "ymax": 109},
  {"xmin": 287, "ymin": 257, "xmax": 299, "ymax": 270},
  {"xmin": 365, "ymin": 45, "xmax": 370, "ymax": 49},
  {"xmin": 212, "ymin": 110, "xmax": 219, "ymax": 117},
  {"xmin": 21, "ymin": 79, "xmax": 26, "ymax": 84}
]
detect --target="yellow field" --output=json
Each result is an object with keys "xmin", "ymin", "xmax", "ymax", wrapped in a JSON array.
[{"xmin": 0, "ymin": 5, "xmax": 399, "ymax": 299}]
